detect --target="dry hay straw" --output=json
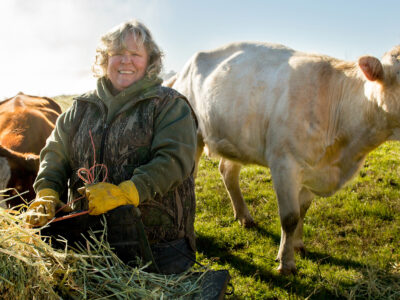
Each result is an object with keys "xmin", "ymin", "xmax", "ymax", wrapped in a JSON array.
[
  {"xmin": 306, "ymin": 255, "xmax": 400, "ymax": 299},
  {"xmin": 0, "ymin": 203, "xmax": 207, "ymax": 299},
  {"xmin": 345, "ymin": 263, "xmax": 400, "ymax": 300}
]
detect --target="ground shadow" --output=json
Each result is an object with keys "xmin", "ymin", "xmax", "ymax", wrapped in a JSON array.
[
  {"xmin": 251, "ymin": 223, "xmax": 281, "ymax": 245},
  {"xmin": 250, "ymin": 223, "xmax": 367, "ymax": 270},
  {"xmin": 196, "ymin": 232, "xmax": 375, "ymax": 299}
]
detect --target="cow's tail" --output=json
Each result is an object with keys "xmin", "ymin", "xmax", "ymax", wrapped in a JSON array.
[{"xmin": 163, "ymin": 73, "xmax": 178, "ymax": 88}]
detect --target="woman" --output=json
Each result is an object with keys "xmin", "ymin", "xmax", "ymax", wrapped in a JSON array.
[{"xmin": 26, "ymin": 20, "xmax": 197, "ymax": 274}]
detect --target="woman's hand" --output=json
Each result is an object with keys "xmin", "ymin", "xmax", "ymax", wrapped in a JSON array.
[
  {"xmin": 25, "ymin": 188, "xmax": 71, "ymax": 227},
  {"xmin": 79, "ymin": 181, "xmax": 139, "ymax": 215}
]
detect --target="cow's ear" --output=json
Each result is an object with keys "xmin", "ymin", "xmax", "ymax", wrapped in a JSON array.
[
  {"xmin": 24, "ymin": 154, "xmax": 40, "ymax": 172},
  {"xmin": 358, "ymin": 56, "xmax": 384, "ymax": 82}
]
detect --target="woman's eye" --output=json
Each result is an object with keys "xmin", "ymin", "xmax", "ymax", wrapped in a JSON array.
[{"xmin": 109, "ymin": 51, "xmax": 140, "ymax": 58}]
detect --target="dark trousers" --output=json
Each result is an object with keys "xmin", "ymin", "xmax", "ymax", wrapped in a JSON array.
[{"xmin": 151, "ymin": 238, "xmax": 195, "ymax": 274}]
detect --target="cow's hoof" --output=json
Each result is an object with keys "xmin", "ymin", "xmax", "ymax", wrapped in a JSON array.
[
  {"xmin": 294, "ymin": 246, "xmax": 307, "ymax": 258},
  {"xmin": 277, "ymin": 263, "xmax": 297, "ymax": 275},
  {"xmin": 239, "ymin": 217, "xmax": 256, "ymax": 228}
]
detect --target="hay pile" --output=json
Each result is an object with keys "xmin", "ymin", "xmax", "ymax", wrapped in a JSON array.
[
  {"xmin": 0, "ymin": 207, "xmax": 206, "ymax": 299},
  {"xmin": 345, "ymin": 264, "xmax": 400, "ymax": 299}
]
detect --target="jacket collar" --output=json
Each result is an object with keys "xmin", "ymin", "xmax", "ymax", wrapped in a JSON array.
[
  {"xmin": 75, "ymin": 76, "xmax": 163, "ymax": 106},
  {"xmin": 97, "ymin": 76, "xmax": 163, "ymax": 103}
]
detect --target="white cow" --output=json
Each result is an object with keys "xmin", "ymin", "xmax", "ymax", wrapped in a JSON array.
[{"xmin": 168, "ymin": 42, "xmax": 400, "ymax": 275}]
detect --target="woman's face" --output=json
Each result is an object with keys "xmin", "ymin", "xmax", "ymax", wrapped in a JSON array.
[{"xmin": 107, "ymin": 34, "xmax": 149, "ymax": 92}]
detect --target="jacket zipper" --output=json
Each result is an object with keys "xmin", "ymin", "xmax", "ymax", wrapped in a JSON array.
[
  {"xmin": 98, "ymin": 123, "xmax": 109, "ymax": 165},
  {"xmin": 92, "ymin": 95, "xmax": 149, "ymax": 169}
]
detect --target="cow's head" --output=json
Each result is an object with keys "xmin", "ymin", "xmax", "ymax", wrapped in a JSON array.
[
  {"xmin": 0, "ymin": 146, "xmax": 39, "ymax": 207},
  {"xmin": 359, "ymin": 45, "xmax": 400, "ymax": 127},
  {"xmin": 0, "ymin": 157, "xmax": 11, "ymax": 208}
]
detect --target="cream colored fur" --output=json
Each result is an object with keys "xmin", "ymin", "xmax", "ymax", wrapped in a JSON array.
[{"xmin": 170, "ymin": 42, "xmax": 400, "ymax": 275}]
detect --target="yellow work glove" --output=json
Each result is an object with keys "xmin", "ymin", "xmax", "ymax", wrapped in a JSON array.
[
  {"xmin": 25, "ymin": 188, "xmax": 71, "ymax": 227},
  {"xmin": 80, "ymin": 181, "xmax": 139, "ymax": 216}
]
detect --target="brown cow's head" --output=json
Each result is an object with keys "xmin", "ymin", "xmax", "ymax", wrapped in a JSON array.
[
  {"xmin": 0, "ymin": 145, "xmax": 39, "ymax": 208},
  {"xmin": 0, "ymin": 157, "xmax": 11, "ymax": 207}
]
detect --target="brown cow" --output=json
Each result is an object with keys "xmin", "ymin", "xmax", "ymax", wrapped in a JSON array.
[{"xmin": 0, "ymin": 93, "xmax": 62, "ymax": 208}]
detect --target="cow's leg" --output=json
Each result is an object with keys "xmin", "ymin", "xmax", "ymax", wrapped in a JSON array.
[
  {"xmin": 219, "ymin": 158, "xmax": 255, "ymax": 227},
  {"xmin": 270, "ymin": 159, "xmax": 301, "ymax": 275},
  {"xmin": 193, "ymin": 132, "xmax": 205, "ymax": 178},
  {"xmin": 293, "ymin": 188, "xmax": 314, "ymax": 257}
]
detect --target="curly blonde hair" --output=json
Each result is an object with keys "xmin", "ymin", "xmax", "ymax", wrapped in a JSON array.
[{"xmin": 92, "ymin": 20, "xmax": 163, "ymax": 79}]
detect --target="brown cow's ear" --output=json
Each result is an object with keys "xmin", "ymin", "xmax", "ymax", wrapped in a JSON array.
[
  {"xmin": 358, "ymin": 56, "xmax": 384, "ymax": 82},
  {"xmin": 24, "ymin": 155, "xmax": 40, "ymax": 172},
  {"xmin": 0, "ymin": 146, "xmax": 39, "ymax": 172}
]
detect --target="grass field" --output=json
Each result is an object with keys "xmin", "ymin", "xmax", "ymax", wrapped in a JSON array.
[
  {"xmin": 53, "ymin": 95, "xmax": 400, "ymax": 299},
  {"xmin": 53, "ymin": 94, "xmax": 78, "ymax": 111},
  {"xmin": 194, "ymin": 144, "xmax": 400, "ymax": 299}
]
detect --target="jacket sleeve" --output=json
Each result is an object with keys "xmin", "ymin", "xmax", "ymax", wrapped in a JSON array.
[
  {"xmin": 33, "ymin": 101, "xmax": 78, "ymax": 196},
  {"xmin": 130, "ymin": 97, "xmax": 197, "ymax": 202}
]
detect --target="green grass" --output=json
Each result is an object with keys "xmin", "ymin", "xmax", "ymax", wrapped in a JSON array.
[
  {"xmin": 194, "ymin": 143, "xmax": 400, "ymax": 299},
  {"xmin": 53, "ymin": 94, "xmax": 76, "ymax": 111}
]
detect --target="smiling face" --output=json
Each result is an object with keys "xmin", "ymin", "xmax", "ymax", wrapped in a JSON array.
[{"xmin": 106, "ymin": 34, "xmax": 149, "ymax": 92}]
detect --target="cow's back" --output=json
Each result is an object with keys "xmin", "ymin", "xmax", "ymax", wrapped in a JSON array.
[
  {"xmin": 173, "ymin": 42, "xmax": 296, "ymax": 164},
  {"xmin": 0, "ymin": 94, "xmax": 61, "ymax": 123},
  {"xmin": 0, "ymin": 94, "xmax": 61, "ymax": 154}
]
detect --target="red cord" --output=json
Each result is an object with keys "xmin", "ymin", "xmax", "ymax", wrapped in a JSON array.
[
  {"xmin": 77, "ymin": 129, "xmax": 108, "ymax": 185},
  {"xmin": 50, "ymin": 210, "xmax": 90, "ymax": 223},
  {"xmin": 50, "ymin": 129, "xmax": 108, "ymax": 223}
]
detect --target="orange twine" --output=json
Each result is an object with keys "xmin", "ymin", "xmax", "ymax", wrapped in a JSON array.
[{"xmin": 51, "ymin": 129, "xmax": 108, "ymax": 223}]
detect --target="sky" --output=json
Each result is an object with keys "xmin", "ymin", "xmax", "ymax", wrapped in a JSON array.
[{"xmin": 1, "ymin": 0, "xmax": 400, "ymax": 98}]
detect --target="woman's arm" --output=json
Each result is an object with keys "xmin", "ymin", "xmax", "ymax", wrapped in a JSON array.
[{"xmin": 131, "ymin": 97, "xmax": 197, "ymax": 202}]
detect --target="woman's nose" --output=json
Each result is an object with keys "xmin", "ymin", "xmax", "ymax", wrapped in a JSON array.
[{"xmin": 121, "ymin": 54, "xmax": 132, "ymax": 63}]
